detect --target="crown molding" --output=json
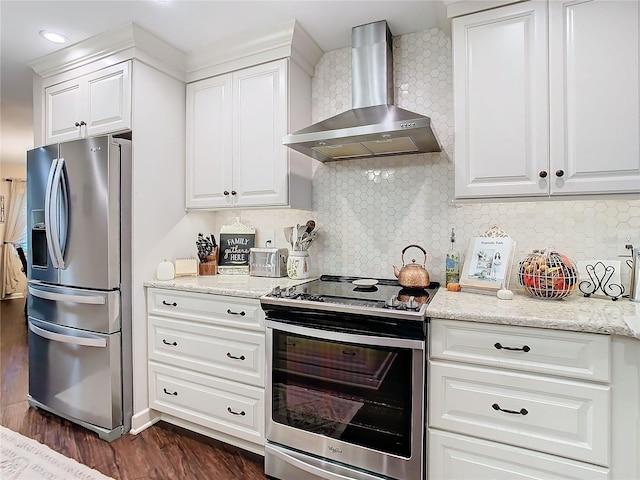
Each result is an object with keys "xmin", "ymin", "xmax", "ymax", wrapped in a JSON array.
[
  {"xmin": 186, "ymin": 19, "xmax": 323, "ymax": 83},
  {"xmin": 29, "ymin": 22, "xmax": 187, "ymax": 82}
]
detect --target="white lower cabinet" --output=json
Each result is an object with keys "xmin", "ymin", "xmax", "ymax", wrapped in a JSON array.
[
  {"xmin": 146, "ymin": 287, "xmax": 266, "ymax": 454},
  {"xmin": 149, "ymin": 362, "xmax": 264, "ymax": 446},
  {"xmin": 429, "ymin": 360, "xmax": 609, "ymax": 466},
  {"xmin": 428, "ymin": 319, "xmax": 612, "ymax": 479},
  {"xmin": 429, "ymin": 430, "xmax": 609, "ymax": 480}
]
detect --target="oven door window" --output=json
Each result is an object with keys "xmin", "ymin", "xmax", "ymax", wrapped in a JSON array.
[{"xmin": 271, "ymin": 330, "xmax": 413, "ymax": 457}]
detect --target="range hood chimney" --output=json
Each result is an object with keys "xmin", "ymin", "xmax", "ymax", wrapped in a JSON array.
[{"xmin": 283, "ymin": 20, "xmax": 441, "ymax": 162}]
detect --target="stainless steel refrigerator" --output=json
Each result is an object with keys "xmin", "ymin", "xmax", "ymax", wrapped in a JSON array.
[{"xmin": 26, "ymin": 135, "xmax": 132, "ymax": 441}]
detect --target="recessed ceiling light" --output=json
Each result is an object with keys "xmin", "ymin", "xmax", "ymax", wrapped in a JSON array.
[{"xmin": 39, "ymin": 30, "xmax": 67, "ymax": 44}]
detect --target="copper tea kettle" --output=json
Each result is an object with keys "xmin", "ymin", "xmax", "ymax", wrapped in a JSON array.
[{"xmin": 393, "ymin": 244, "xmax": 431, "ymax": 289}]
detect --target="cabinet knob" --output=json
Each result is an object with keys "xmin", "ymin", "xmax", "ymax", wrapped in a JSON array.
[
  {"xmin": 80, "ymin": 120, "xmax": 86, "ymax": 126},
  {"xmin": 538, "ymin": 171, "xmax": 548, "ymax": 178},
  {"xmin": 231, "ymin": 190, "xmax": 237, "ymax": 196},
  {"xmin": 75, "ymin": 122, "xmax": 81, "ymax": 127},
  {"xmin": 555, "ymin": 169, "xmax": 565, "ymax": 177},
  {"xmin": 223, "ymin": 191, "xmax": 230, "ymax": 196}
]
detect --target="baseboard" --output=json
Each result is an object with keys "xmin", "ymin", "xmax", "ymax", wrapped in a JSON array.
[{"xmin": 129, "ymin": 408, "xmax": 161, "ymax": 435}]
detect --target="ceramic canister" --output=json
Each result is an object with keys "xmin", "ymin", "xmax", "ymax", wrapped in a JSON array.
[{"xmin": 287, "ymin": 251, "xmax": 310, "ymax": 279}]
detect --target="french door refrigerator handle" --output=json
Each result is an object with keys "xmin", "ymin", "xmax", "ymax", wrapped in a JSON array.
[
  {"xmin": 28, "ymin": 321, "xmax": 107, "ymax": 348},
  {"xmin": 44, "ymin": 158, "xmax": 59, "ymax": 268},
  {"xmin": 28, "ymin": 285, "xmax": 106, "ymax": 305},
  {"xmin": 48, "ymin": 157, "xmax": 66, "ymax": 269}
]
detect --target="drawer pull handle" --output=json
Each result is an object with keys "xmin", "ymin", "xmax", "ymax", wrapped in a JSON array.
[
  {"xmin": 285, "ymin": 341, "xmax": 296, "ymax": 347},
  {"xmin": 494, "ymin": 342, "xmax": 530, "ymax": 352},
  {"xmin": 162, "ymin": 301, "xmax": 177, "ymax": 307},
  {"xmin": 163, "ymin": 388, "xmax": 178, "ymax": 396},
  {"xmin": 342, "ymin": 350, "xmax": 356, "ymax": 356},
  {"xmin": 226, "ymin": 352, "xmax": 246, "ymax": 361},
  {"xmin": 227, "ymin": 309, "xmax": 246, "ymax": 316},
  {"xmin": 492, "ymin": 403, "xmax": 528, "ymax": 415},
  {"xmin": 162, "ymin": 339, "xmax": 177, "ymax": 346},
  {"xmin": 227, "ymin": 407, "xmax": 246, "ymax": 416}
]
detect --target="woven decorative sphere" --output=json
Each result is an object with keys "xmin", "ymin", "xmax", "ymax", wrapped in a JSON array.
[{"xmin": 517, "ymin": 249, "xmax": 578, "ymax": 299}]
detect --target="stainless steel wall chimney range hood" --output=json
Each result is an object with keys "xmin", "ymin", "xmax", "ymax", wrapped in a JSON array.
[{"xmin": 283, "ymin": 20, "xmax": 441, "ymax": 163}]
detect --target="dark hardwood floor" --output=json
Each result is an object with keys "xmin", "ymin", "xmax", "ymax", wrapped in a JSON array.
[{"xmin": 1, "ymin": 297, "xmax": 267, "ymax": 480}]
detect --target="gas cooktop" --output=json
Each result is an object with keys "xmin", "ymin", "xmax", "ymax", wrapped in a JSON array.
[{"xmin": 261, "ymin": 275, "xmax": 439, "ymax": 321}]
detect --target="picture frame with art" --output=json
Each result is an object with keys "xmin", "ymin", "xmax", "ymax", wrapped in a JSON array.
[{"xmin": 460, "ymin": 226, "xmax": 516, "ymax": 294}]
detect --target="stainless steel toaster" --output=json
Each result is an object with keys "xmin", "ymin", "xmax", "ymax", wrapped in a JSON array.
[{"xmin": 249, "ymin": 247, "xmax": 289, "ymax": 277}]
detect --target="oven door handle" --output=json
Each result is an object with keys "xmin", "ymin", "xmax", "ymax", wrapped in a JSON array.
[
  {"xmin": 266, "ymin": 443, "xmax": 384, "ymax": 480},
  {"xmin": 263, "ymin": 319, "xmax": 424, "ymax": 350}
]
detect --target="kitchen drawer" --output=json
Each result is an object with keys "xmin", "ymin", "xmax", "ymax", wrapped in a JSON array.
[
  {"xmin": 149, "ymin": 362, "xmax": 264, "ymax": 446},
  {"xmin": 429, "ymin": 429, "xmax": 609, "ymax": 480},
  {"xmin": 430, "ymin": 319, "xmax": 610, "ymax": 382},
  {"xmin": 429, "ymin": 360, "xmax": 610, "ymax": 466},
  {"xmin": 147, "ymin": 288, "xmax": 264, "ymax": 331},
  {"xmin": 149, "ymin": 316, "xmax": 265, "ymax": 387}
]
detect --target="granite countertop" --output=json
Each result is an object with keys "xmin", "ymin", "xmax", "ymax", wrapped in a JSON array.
[
  {"xmin": 144, "ymin": 275, "xmax": 315, "ymax": 299},
  {"xmin": 427, "ymin": 288, "xmax": 640, "ymax": 339},
  {"xmin": 144, "ymin": 275, "xmax": 639, "ymax": 339}
]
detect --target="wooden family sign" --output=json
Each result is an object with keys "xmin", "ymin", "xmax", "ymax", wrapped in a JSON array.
[
  {"xmin": 218, "ymin": 218, "xmax": 256, "ymax": 274},
  {"xmin": 218, "ymin": 233, "xmax": 255, "ymax": 266}
]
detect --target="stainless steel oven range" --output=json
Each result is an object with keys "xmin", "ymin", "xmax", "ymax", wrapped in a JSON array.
[{"xmin": 260, "ymin": 275, "xmax": 438, "ymax": 480}]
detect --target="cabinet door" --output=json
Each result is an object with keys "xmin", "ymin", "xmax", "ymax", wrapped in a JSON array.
[
  {"xmin": 549, "ymin": 1, "xmax": 640, "ymax": 194},
  {"xmin": 45, "ymin": 79, "xmax": 84, "ymax": 143},
  {"xmin": 453, "ymin": 2, "xmax": 549, "ymax": 198},
  {"xmin": 233, "ymin": 60, "xmax": 288, "ymax": 207},
  {"xmin": 84, "ymin": 62, "xmax": 132, "ymax": 138},
  {"xmin": 45, "ymin": 62, "xmax": 131, "ymax": 144},
  {"xmin": 185, "ymin": 74, "xmax": 234, "ymax": 208}
]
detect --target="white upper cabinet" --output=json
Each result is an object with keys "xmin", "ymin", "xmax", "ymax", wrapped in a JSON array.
[
  {"xmin": 453, "ymin": 2, "xmax": 548, "ymax": 199},
  {"xmin": 45, "ymin": 62, "xmax": 132, "ymax": 144},
  {"xmin": 548, "ymin": 0, "xmax": 640, "ymax": 195},
  {"xmin": 186, "ymin": 59, "xmax": 311, "ymax": 210},
  {"xmin": 186, "ymin": 74, "xmax": 233, "ymax": 208},
  {"xmin": 453, "ymin": 0, "xmax": 640, "ymax": 199}
]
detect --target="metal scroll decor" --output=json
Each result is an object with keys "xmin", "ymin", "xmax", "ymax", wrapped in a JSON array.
[{"xmin": 578, "ymin": 261, "xmax": 625, "ymax": 301}]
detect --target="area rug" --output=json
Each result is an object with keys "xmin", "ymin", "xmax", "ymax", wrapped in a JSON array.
[{"xmin": 0, "ymin": 426, "xmax": 114, "ymax": 480}]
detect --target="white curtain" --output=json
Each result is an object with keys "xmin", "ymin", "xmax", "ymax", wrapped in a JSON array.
[{"xmin": 1, "ymin": 180, "xmax": 27, "ymax": 298}]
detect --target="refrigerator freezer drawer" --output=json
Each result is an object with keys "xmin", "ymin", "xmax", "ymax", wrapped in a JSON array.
[
  {"xmin": 28, "ymin": 318, "xmax": 123, "ymax": 432},
  {"xmin": 28, "ymin": 282, "xmax": 120, "ymax": 334}
]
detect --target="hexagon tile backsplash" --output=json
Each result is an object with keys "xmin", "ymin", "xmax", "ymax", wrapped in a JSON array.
[{"xmin": 215, "ymin": 27, "xmax": 639, "ymax": 288}]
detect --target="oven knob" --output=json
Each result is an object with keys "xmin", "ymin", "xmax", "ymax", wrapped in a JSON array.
[
  {"xmin": 406, "ymin": 296, "xmax": 418, "ymax": 310},
  {"xmin": 386, "ymin": 295, "xmax": 400, "ymax": 308},
  {"xmin": 285, "ymin": 287, "xmax": 297, "ymax": 298}
]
